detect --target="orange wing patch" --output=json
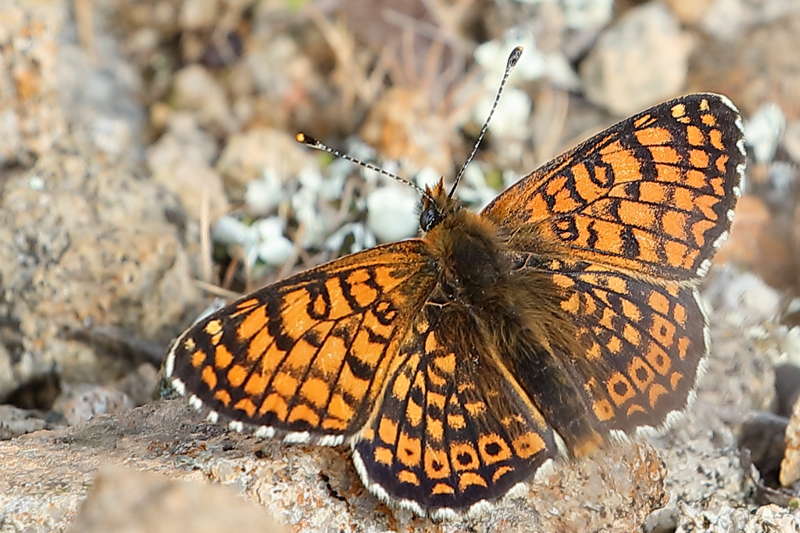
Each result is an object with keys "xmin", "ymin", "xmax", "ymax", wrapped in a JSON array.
[
  {"xmin": 483, "ymin": 94, "xmax": 744, "ymax": 281},
  {"xmin": 165, "ymin": 241, "xmax": 437, "ymax": 443}
]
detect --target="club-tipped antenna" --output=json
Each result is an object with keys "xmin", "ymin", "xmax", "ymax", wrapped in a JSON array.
[
  {"xmin": 295, "ymin": 133, "xmax": 434, "ymax": 203},
  {"xmin": 448, "ymin": 46, "xmax": 523, "ymax": 199}
]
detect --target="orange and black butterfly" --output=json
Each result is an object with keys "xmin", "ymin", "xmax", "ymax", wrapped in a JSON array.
[{"xmin": 164, "ymin": 49, "xmax": 745, "ymax": 518}]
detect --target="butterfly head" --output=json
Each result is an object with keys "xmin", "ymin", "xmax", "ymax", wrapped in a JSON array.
[{"xmin": 419, "ymin": 177, "xmax": 461, "ymax": 232}]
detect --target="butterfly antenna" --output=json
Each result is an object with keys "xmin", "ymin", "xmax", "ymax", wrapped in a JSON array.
[
  {"xmin": 448, "ymin": 46, "xmax": 523, "ymax": 199},
  {"xmin": 295, "ymin": 133, "xmax": 435, "ymax": 202}
]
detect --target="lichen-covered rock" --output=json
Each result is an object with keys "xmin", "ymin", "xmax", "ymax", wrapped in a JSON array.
[{"xmin": 743, "ymin": 504, "xmax": 800, "ymax": 533}]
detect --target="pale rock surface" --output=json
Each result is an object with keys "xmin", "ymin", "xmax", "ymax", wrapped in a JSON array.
[
  {"xmin": 66, "ymin": 466, "xmax": 285, "ymax": 533},
  {"xmin": 580, "ymin": 2, "xmax": 693, "ymax": 116},
  {"xmin": 52, "ymin": 384, "xmax": 134, "ymax": 426},
  {"xmin": 172, "ymin": 64, "xmax": 235, "ymax": 134},
  {"xmin": 147, "ymin": 113, "xmax": 230, "ymax": 223},
  {"xmin": 0, "ymin": 400, "xmax": 666, "ymax": 533},
  {"xmin": 0, "ymin": 1, "xmax": 67, "ymax": 165},
  {"xmin": 781, "ymin": 397, "xmax": 800, "ymax": 487},
  {"xmin": 0, "ymin": 405, "xmax": 49, "ymax": 440},
  {"xmin": 0, "ymin": 0, "xmax": 198, "ymax": 402},
  {"xmin": 215, "ymin": 128, "xmax": 314, "ymax": 193}
]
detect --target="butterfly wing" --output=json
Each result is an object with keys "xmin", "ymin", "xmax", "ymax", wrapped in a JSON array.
[
  {"xmin": 482, "ymin": 93, "xmax": 745, "ymax": 281},
  {"xmin": 509, "ymin": 257, "xmax": 708, "ymax": 436},
  {"xmin": 352, "ymin": 310, "xmax": 559, "ymax": 517},
  {"xmin": 485, "ymin": 94, "xmax": 744, "ymax": 438},
  {"xmin": 165, "ymin": 240, "xmax": 437, "ymax": 444}
]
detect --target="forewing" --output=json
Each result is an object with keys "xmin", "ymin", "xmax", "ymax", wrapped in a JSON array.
[
  {"xmin": 483, "ymin": 94, "xmax": 745, "ymax": 281},
  {"xmin": 527, "ymin": 257, "xmax": 707, "ymax": 435},
  {"xmin": 165, "ymin": 240, "xmax": 437, "ymax": 444},
  {"xmin": 352, "ymin": 313, "xmax": 558, "ymax": 517}
]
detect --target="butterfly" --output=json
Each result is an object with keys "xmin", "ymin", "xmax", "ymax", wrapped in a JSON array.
[{"xmin": 164, "ymin": 77, "xmax": 745, "ymax": 517}]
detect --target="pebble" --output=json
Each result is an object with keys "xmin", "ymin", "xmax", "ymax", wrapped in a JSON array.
[
  {"xmin": 366, "ymin": 185, "xmax": 419, "ymax": 242},
  {"xmin": 52, "ymin": 384, "xmax": 133, "ymax": 426}
]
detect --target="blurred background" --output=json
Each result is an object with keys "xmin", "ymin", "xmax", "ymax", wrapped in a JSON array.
[{"xmin": 2, "ymin": 0, "xmax": 800, "ymax": 529}]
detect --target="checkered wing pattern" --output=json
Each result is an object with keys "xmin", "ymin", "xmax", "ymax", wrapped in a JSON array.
[
  {"xmin": 352, "ymin": 312, "xmax": 558, "ymax": 516},
  {"xmin": 483, "ymin": 94, "xmax": 745, "ymax": 281},
  {"xmin": 515, "ymin": 257, "xmax": 709, "ymax": 434},
  {"xmin": 165, "ymin": 241, "xmax": 437, "ymax": 443}
]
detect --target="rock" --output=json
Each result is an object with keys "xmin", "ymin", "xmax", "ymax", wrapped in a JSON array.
[
  {"xmin": 366, "ymin": 185, "xmax": 419, "ymax": 242},
  {"xmin": 54, "ymin": 4, "xmax": 145, "ymax": 160},
  {"xmin": 698, "ymin": 0, "xmax": 800, "ymax": 42},
  {"xmin": 776, "ymin": 363, "xmax": 800, "ymax": 418},
  {"xmin": 66, "ymin": 466, "xmax": 285, "ymax": 533},
  {"xmin": 52, "ymin": 384, "xmax": 134, "ymax": 426},
  {"xmin": 172, "ymin": 65, "xmax": 234, "ymax": 134},
  {"xmin": 474, "ymin": 31, "xmax": 580, "ymax": 92},
  {"xmin": 741, "ymin": 412, "xmax": 788, "ymax": 485},
  {"xmin": 0, "ymin": 156, "xmax": 199, "ymax": 400},
  {"xmin": 762, "ymin": 162, "xmax": 799, "ymax": 208},
  {"xmin": 179, "ymin": 0, "xmax": 220, "ymax": 31},
  {"xmin": 0, "ymin": 0, "xmax": 199, "ymax": 401},
  {"xmin": 360, "ymin": 87, "xmax": 464, "ymax": 175},
  {"xmin": 0, "ymin": 1, "xmax": 67, "ymax": 165},
  {"xmin": 664, "ymin": 0, "xmax": 716, "ymax": 25},
  {"xmin": 580, "ymin": 2, "xmax": 693, "ymax": 116},
  {"xmin": 743, "ymin": 504, "xmax": 800, "ymax": 533},
  {"xmin": 714, "ymin": 195, "xmax": 796, "ymax": 289},
  {"xmin": 0, "ymin": 405, "xmax": 51, "ymax": 440},
  {"xmin": 472, "ymin": 87, "xmax": 533, "ymax": 140},
  {"xmin": 0, "ymin": 400, "xmax": 666, "ymax": 532},
  {"xmin": 215, "ymin": 128, "xmax": 313, "ymax": 193},
  {"xmin": 147, "ymin": 113, "xmax": 229, "ymax": 223},
  {"xmin": 231, "ymin": 30, "xmax": 320, "ymax": 130},
  {"xmin": 744, "ymin": 103, "xmax": 786, "ymax": 164},
  {"xmin": 115, "ymin": 364, "xmax": 160, "ymax": 407},
  {"xmin": 703, "ymin": 266, "xmax": 782, "ymax": 327},
  {"xmin": 688, "ymin": 12, "xmax": 800, "ymax": 120},
  {"xmin": 783, "ymin": 120, "xmax": 800, "ymax": 164},
  {"xmin": 780, "ymin": 397, "xmax": 800, "ymax": 487},
  {"xmin": 249, "ymin": 218, "xmax": 294, "ymax": 266}
]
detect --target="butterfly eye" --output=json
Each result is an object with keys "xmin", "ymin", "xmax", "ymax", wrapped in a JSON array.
[
  {"xmin": 419, "ymin": 206, "xmax": 443, "ymax": 232},
  {"xmin": 441, "ymin": 278, "xmax": 457, "ymax": 299}
]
